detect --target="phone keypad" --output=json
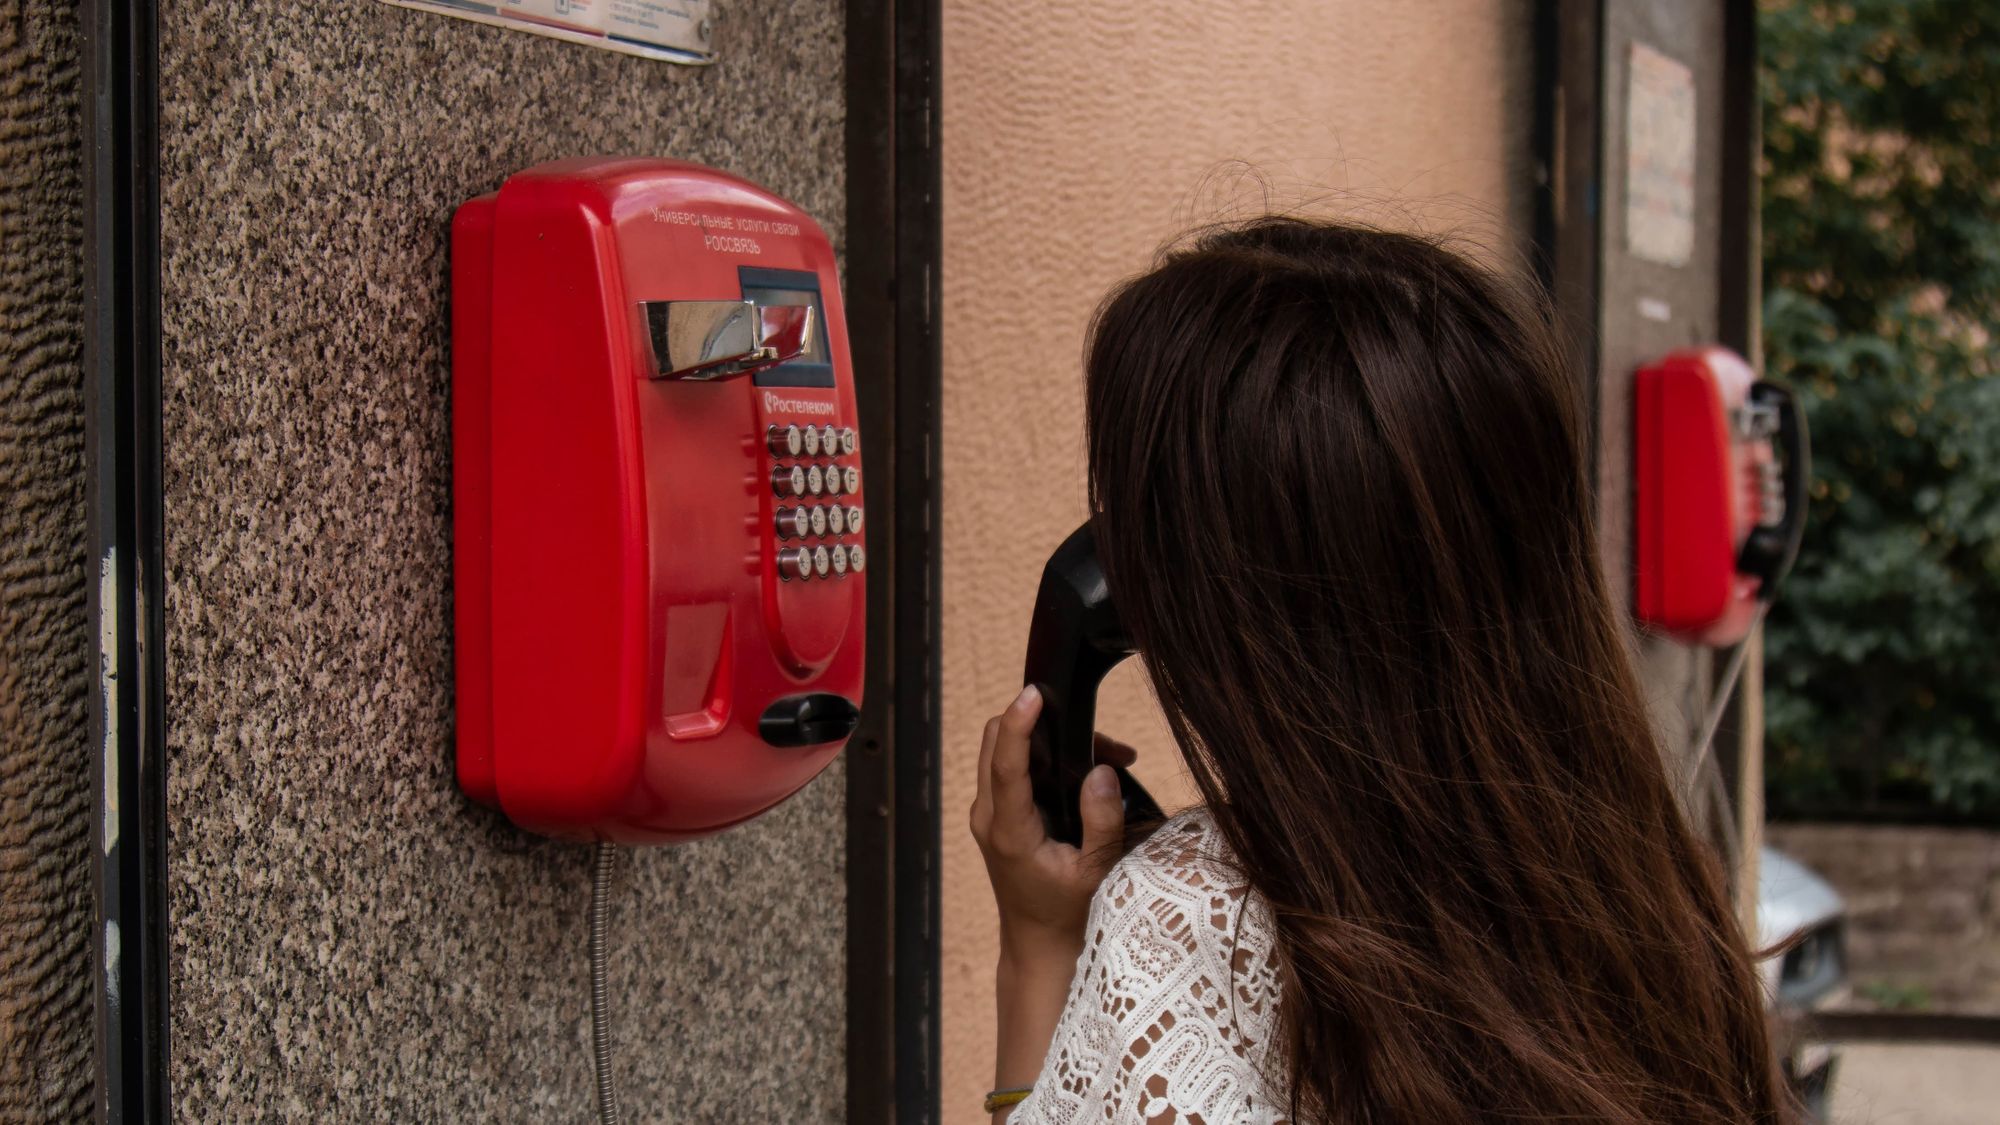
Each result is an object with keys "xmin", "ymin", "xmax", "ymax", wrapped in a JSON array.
[{"xmin": 769, "ymin": 419, "xmax": 864, "ymax": 581}]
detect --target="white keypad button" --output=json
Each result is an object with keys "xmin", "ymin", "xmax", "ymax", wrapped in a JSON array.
[
  {"xmin": 840, "ymin": 428, "xmax": 858, "ymax": 455},
  {"xmin": 812, "ymin": 545, "xmax": 831, "ymax": 577},
  {"xmin": 819, "ymin": 425, "xmax": 839, "ymax": 454},
  {"xmin": 802, "ymin": 424, "xmax": 821, "ymax": 456},
  {"xmin": 824, "ymin": 466, "xmax": 844, "ymax": 497},
  {"xmin": 806, "ymin": 464, "xmax": 825, "ymax": 496},
  {"xmin": 846, "ymin": 506, "xmax": 863, "ymax": 535},
  {"xmin": 783, "ymin": 547, "xmax": 812, "ymax": 581},
  {"xmin": 846, "ymin": 545, "xmax": 866, "ymax": 573},
  {"xmin": 842, "ymin": 466, "xmax": 860, "ymax": 494},
  {"xmin": 768, "ymin": 424, "xmax": 802, "ymax": 457},
  {"xmin": 776, "ymin": 507, "xmax": 810, "ymax": 539},
  {"xmin": 827, "ymin": 505, "xmax": 846, "ymax": 535},
  {"xmin": 810, "ymin": 505, "xmax": 828, "ymax": 536},
  {"xmin": 773, "ymin": 464, "xmax": 806, "ymax": 497},
  {"xmin": 830, "ymin": 545, "xmax": 849, "ymax": 575}
]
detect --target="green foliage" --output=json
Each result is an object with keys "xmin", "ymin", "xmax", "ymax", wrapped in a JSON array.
[
  {"xmin": 1856, "ymin": 979, "xmax": 1933, "ymax": 1011},
  {"xmin": 1760, "ymin": 0, "xmax": 2000, "ymax": 820}
]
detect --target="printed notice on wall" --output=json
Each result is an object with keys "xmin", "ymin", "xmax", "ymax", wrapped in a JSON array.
[
  {"xmin": 381, "ymin": 0, "xmax": 716, "ymax": 65},
  {"xmin": 1625, "ymin": 42, "xmax": 1696, "ymax": 267}
]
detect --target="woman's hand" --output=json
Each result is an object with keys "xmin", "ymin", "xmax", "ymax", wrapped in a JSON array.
[
  {"xmin": 970, "ymin": 686, "xmax": 1134, "ymax": 962},
  {"xmin": 971, "ymin": 687, "xmax": 1138, "ymax": 1120}
]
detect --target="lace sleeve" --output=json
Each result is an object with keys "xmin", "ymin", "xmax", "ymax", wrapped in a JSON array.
[{"xmin": 1009, "ymin": 810, "xmax": 1289, "ymax": 1124}]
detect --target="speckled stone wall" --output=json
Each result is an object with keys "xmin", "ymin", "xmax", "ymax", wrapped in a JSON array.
[
  {"xmin": 157, "ymin": 1, "xmax": 848, "ymax": 1119},
  {"xmin": 937, "ymin": 1, "xmax": 1539, "ymax": 1115},
  {"xmin": 0, "ymin": 0, "xmax": 93, "ymax": 1118}
]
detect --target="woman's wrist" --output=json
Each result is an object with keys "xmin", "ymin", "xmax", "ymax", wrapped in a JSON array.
[
  {"xmin": 995, "ymin": 936, "xmax": 1079, "ymax": 1000},
  {"xmin": 992, "ymin": 936, "xmax": 1081, "ymax": 1101},
  {"xmin": 998, "ymin": 920, "xmax": 1084, "ymax": 973}
]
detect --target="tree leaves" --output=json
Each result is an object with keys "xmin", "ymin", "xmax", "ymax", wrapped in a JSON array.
[{"xmin": 1761, "ymin": 0, "xmax": 2000, "ymax": 820}]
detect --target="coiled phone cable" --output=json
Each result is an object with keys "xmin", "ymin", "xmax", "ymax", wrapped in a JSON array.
[{"xmin": 588, "ymin": 841, "xmax": 621, "ymax": 1125}]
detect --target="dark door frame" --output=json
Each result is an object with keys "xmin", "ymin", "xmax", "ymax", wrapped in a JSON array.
[
  {"xmin": 1534, "ymin": 0, "xmax": 1607, "ymax": 434},
  {"xmin": 82, "ymin": 0, "xmax": 171, "ymax": 1120},
  {"xmin": 844, "ymin": 0, "xmax": 945, "ymax": 1120}
]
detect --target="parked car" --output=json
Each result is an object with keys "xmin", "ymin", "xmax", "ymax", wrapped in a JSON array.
[{"xmin": 1757, "ymin": 846, "xmax": 1847, "ymax": 1121}]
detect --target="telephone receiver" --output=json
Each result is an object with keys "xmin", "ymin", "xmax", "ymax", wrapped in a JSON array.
[
  {"xmin": 1737, "ymin": 380, "xmax": 1811, "ymax": 598},
  {"xmin": 1022, "ymin": 524, "xmax": 1163, "ymax": 846}
]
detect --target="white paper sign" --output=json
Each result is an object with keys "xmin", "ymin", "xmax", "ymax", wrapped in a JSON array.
[
  {"xmin": 1625, "ymin": 42, "xmax": 1697, "ymax": 267},
  {"xmin": 382, "ymin": 0, "xmax": 716, "ymax": 65}
]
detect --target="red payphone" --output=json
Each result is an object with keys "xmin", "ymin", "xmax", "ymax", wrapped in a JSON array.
[
  {"xmin": 1633, "ymin": 346, "xmax": 1808, "ymax": 647},
  {"xmin": 452, "ymin": 157, "xmax": 865, "ymax": 843}
]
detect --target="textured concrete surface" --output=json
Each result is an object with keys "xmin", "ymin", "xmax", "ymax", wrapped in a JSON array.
[
  {"xmin": 1830, "ymin": 1043, "xmax": 2000, "ymax": 1125},
  {"xmin": 157, "ymin": 0, "xmax": 848, "ymax": 1119},
  {"xmin": 0, "ymin": 0, "xmax": 93, "ymax": 1119},
  {"xmin": 937, "ymin": 1, "xmax": 1539, "ymax": 1116}
]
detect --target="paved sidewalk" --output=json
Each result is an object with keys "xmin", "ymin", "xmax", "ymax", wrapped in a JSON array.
[{"xmin": 1831, "ymin": 1042, "xmax": 2000, "ymax": 1125}]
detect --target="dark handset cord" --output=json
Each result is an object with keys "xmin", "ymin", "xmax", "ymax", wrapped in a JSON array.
[{"xmin": 589, "ymin": 841, "xmax": 621, "ymax": 1125}]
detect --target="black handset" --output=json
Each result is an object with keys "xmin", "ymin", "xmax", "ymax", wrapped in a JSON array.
[
  {"xmin": 1738, "ymin": 380, "xmax": 1812, "ymax": 597},
  {"xmin": 1022, "ymin": 524, "xmax": 1163, "ymax": 846}
]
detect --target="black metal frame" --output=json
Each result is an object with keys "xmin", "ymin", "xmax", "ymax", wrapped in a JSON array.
[
  {"xmin": 845, "ymin": 0, "xmax": 944, "ymax": 1119},
  {"xmin": 1716, "ymin": 0, "xmax": 1759, "ymax": 357},
  {"xmin": 82, "ymin": 0, "xmax": 171, "ymax": 1120},
  {"xmin": 1534, "ymin": 0, "xmax": 1607, "ymax": 449}
]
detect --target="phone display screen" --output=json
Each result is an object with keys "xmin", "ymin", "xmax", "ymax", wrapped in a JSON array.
[{"xmin": 741, "ymin": 268, "xmax": 834, "ymax": 388}]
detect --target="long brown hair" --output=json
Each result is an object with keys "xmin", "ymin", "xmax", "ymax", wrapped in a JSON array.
[{"xmin": 1083, "ymin": 219, "xmax": 1790, "ymax": 1123}]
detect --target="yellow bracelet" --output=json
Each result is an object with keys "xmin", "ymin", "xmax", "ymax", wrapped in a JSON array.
[{"xmin": 983, "ymin": 1087, "xmax": 1032, "ymax": 1113}]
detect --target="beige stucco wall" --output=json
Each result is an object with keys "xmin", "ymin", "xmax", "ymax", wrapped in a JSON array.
[{"xmin": 938, "ymin": 0, "xmax": 1540, "ymax": 1116}]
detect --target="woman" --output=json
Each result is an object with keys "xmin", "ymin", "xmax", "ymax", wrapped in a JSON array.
[{"xmin": 970, "ymin": 219, "xmax": 1792, "ymax": 1123}]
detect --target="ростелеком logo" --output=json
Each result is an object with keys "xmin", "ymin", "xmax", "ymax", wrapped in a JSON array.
[{"xmin": 764, "ymin": 391, "xmax": 836, "ymax": 416}]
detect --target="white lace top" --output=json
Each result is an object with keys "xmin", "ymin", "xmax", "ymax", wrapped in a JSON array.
[{"xmin": 1011, "ymin": 809, "xmax": 1291, "ymax": 1124}]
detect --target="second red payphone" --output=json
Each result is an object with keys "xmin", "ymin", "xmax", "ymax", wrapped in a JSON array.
[{"xmin": 1633, "ymin": 346, "xmax": 1808, "ymax": 647}]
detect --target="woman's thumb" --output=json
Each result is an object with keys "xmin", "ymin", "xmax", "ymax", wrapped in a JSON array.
[{"xmin": 1077, "ymin": 765, "xmax": 1127, "ymax": 873}]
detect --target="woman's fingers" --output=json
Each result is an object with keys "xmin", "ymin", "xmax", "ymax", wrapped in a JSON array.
[
  {"xmin": 974, "ymin": 716, "xmax": 1001, "ymax": 809},
  {"xmin": 1091, "ymin": 732, "xmax": 1140, "ymax": 769},
  {"xmin": 1076, "ymin": 765, "xmax": 1127, "ymax": 876},
  {"xmin": 970, "ymin": 715, "xmax": 1001, "ymax": 840},
  {"xmin": 986, "ymin": 686, "xmax": 1044, "ymax": 853}
]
